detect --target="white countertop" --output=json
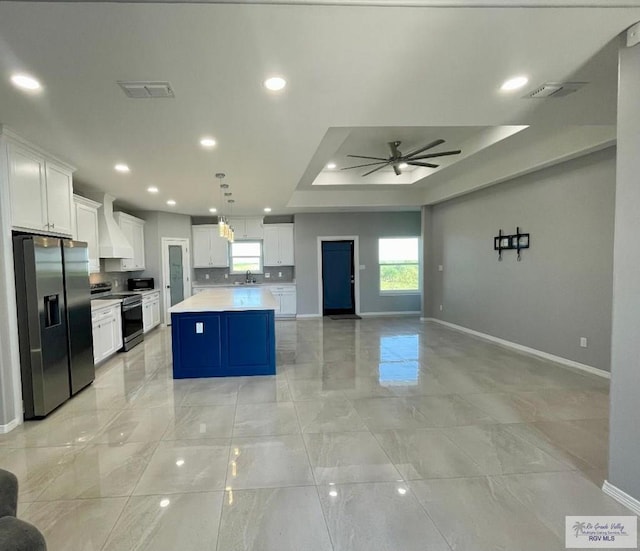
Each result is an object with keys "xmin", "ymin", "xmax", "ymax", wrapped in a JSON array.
[
  {"xmin": 192, "ymin": 283, "xmax": 295, "ymax": 288},
  {"xmin": 131, "ymin": 289, "xmax": 161, "ymax": 296},
  {"xmin": 170, "ymin": 287, "xmax": 278, "ymax": 313},
  {"xmin": 91, "ymin": 298, "xmax": 122, "ymax": 312}
]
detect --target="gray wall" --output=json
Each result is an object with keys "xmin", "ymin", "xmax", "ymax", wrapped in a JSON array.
[
  {"xmin": 609, "ymin": 42, "xmax": 640, "ymax": 502},
  {"xmin": 426, "ymin": 147, "xmax": 616, "ymax": 372},
  {"xmin": 294, "ymin": 212, "xmax": 422, "ymax": 315}
]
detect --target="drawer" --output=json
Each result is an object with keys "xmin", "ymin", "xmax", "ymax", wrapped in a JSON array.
[{"xmin": 92, "ymin": 309, "xmax": 113, "ymax": 323}]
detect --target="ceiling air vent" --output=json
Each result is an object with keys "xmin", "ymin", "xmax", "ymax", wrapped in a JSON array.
[
  {"xmin": 524, "ymin": 82, "xmax": 587, "ymax": 99},
  {"xmin": 118, "ymin": 81, "xmax": 175, "ymax": 99}
]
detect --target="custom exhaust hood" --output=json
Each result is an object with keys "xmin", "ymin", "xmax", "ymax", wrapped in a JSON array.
[{"xmin": 97, "ymin": 194, "xmax": 134, "ymax": 258}]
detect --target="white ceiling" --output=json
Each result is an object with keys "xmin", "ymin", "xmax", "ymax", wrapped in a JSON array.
[{"xmin": 0, "ymin": 2, "xmax": 638, "ymax": 216}]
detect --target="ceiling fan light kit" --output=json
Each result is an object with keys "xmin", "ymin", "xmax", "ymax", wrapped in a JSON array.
[{"xmin": 341, "ymin": 139, "xmax": 462, "ymax": 177}]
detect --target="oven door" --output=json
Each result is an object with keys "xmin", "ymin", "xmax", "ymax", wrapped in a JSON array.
[{"xmin": 122, "ymin": 301, "xmax": 144, "ymax": 343}]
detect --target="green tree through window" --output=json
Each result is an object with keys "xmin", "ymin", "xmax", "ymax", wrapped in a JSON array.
[{"xmin": 378, "ymin": 238, "xmax": 419, "ymax": 292}]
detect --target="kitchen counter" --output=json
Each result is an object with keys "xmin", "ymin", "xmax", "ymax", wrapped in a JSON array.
[
  {"xmin": 130, "ymin": 289, "xmax": 161, "ymax": 296},
  {"xmin": 170, "ymin": 287, "xmax": 276, "ymax": 378},
  {"xmin": 192, "ymin": 282, "xmax": 295, "ymax": 289},
  {"xmin": 170, "ymin": 287, "xmax": 277, "ymax": 313},
  {"xmin": 91, "ymin": 298, "xmax": 122, "ymax": 312}
]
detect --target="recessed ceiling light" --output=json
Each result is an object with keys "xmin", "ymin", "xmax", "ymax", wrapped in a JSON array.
[
  {"xmin": 209, "ymin": 207, "xmax": 217, "ymax": 213},
  {"xmin": 114, "ymin": 164, "xmax": 130, "ymax": 173},
  {"xmin": 166, "ymin": 199, "xmax": 176, "ymax": 206},
  {"xmin": 264, "ymin": 207, "xmax": 272, "ymax": 213},
  {"xmin": 200, "ymin": 137, "xmax": 216, "ymax": 148},
  {"xmin": 264, "ymin": 76, "xmax": 287, "ymax": 91},
  {"xmin": 326, "ymin": 162, "xmax": 337, "ymax": 170},
  {"xmin": 159, "ymin": 499, "xmax": 170, "ymax": 508},
  {"xmin": 147, "ymin": 186, "xmax": 159, "ymax": 193},
  {"xmin": 398, "ymin": 163, "xmax": 409, "ymax": 170},
  {"xmin": 10, "ymin": 73, "xmax": 42, "ymax": 92},
  {"xmin": 501, "ymin": 75, "xmax": 529, "ymax": 92}
]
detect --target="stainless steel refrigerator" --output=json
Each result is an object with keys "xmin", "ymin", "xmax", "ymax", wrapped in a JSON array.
[{"xmin": 13, "ymin": 235, "xmax": 95, "ymax": 419}]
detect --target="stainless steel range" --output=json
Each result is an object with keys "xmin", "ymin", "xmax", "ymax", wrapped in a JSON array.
[{"xmin": 91, "ymin": 283, "xmax": 144, "ymax": 351}]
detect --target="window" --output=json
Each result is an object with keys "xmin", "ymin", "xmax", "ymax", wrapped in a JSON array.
[
  {"xmin": 230, "ymin": 241, "xmax": 263, "ymax": 273},
  {"xmin": 378, "ymin": 237, "xmax": 419, "ymax": 293}
]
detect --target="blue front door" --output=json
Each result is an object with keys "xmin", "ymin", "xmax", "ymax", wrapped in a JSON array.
[{"xmin": 321, "ymin": 240, "xmax": 355, "ymax": 315}]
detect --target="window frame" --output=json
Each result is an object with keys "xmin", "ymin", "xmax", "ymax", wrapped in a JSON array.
[
  {"xmin": 229, "ymin": 239, "xmax": 264, "ymax": 275},
  {"xmin": 378, "ymin": 236, "xmax": 421, "ymax": 295}
]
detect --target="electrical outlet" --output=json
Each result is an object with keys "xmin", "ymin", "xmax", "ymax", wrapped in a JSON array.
[
  {"xmin": 205, "ymin": 274, "xmax": 210, "ymax": 280},
  {"xmin": 580, "ymin": 337, "xmax": 588, "ymax": 348},
  {"xmin": 438, "ymin": 265, "xmax": 443, "ymax": 272},
  {"xmin": 439, "ymin": 304, "xmax": 443, "ymax": 311},
  {"xmin": 114, "ymin": 280, "xmax": 119, "ymax": 288},
  {"xmin": 224, "ymin": 273, "xmax": 228, "ymax": 279},
  {"xmin": 265, "ymin": 273, "xmax": 270, "ymax": 278},
  {"xmin": 278, "ymin": 272, "xmax": 282, "ymax": 278}
]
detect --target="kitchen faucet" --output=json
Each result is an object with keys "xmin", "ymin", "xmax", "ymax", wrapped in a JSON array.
[{"xmin": 246, "ymin": 270, "xmax": 252, "ymax": 283}]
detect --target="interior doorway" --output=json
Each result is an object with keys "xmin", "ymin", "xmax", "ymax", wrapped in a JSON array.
[
  {"xmin": 318, "ymin": 236, "xmax": 359, "ymax": 316},
  {"xmin": 161, "ymin": 238, "xmax": 191, "ymax": 325}
]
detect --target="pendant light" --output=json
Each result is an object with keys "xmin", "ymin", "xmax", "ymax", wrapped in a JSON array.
[
  {"xmin": 215, "ymin": 173, "xmax": 228, "ymax": 237},
  {"xmin": 227, "ymin": 199, "xmax": 235, "ymax": 243}
]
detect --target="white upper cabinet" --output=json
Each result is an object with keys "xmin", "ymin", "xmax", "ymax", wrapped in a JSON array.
[
  {"xmin": 192, "ymin": 225, "xmax": 229, "ymax": 268},
  {"xmin": 263, "ymin": 224, "xmax": 294, "ymax": 266},
  {"xmin": 192, "ymin": 226, "xmax": 211, "ymax": 268},
  {"xmin": 8, "ymin": 144, "xmax": 47, "ymax": 232},
  {"xmin": 73, "ymin": 195, "xmax": 101, "ymax": 273},
  {"xmin": 104, "ymin": 213, "xmax": 145, "ymax": 272},
  {"xmin": 6, "ymin": 139, "xmax": 74, "ymax": 237},
  {"xmin": 228, "ymin": 217, "xmax": 264, "ymax": 240},
  {"xmin": 45, "ymin": 162, "xmax": 74, "ymax": 236}
]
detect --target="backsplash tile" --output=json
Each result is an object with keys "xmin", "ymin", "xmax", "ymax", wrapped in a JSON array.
[{"xmin": 194, "ymin": 266, "xmax": 295, "ymax": 285}]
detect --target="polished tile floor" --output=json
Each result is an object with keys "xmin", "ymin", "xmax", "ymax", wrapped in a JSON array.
[{"xmin": 0, "ymin": 318, "xmax": 636, "ymax": 551}]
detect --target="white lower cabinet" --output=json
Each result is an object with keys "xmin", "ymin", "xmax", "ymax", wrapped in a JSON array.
[
  {"xmin": 267, "ymin": 285, "xmax": 297, "ymax": 318},
  {"xmin": 91, "ymin": 304, "xmax": 122, "ymax": 364},
  {"xmin": 143, "ymin": 291, "xmax": 161, "ymax": 333}
]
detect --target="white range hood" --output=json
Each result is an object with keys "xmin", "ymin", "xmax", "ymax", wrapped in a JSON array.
[{"xmin": 97, "ymin": 194, "xmax": 134, "ymax": 258}]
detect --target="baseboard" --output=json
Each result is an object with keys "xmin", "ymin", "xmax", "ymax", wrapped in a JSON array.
[
  {"xmin": 296, "ymin": 314, "xmax": 322, "ymax": 319},
  {"xmin": 424, "ymin": 318, "xmax": 610, "ymax": 380},
  {"xmin": 359, "ymin": 311, "xmax": 421, "ymax": 317},
  {"xmin": 0, "ymin": 417, "xmax": 19, "ymax": 434},
  {"xmin": 602, "ymin": 480, "xmax": 640, "ymax": 515}
]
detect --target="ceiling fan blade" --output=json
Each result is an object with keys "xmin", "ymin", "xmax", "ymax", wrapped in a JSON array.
[
  {"xmin": 362, "ymin": 163, "xmax": 391, "ymax": 177},
  {"xmin": 393, "ymin": 164, "xmax": 402, "ymax": 176},
  {"xmin": 407, "ymin": 161, "xmax": 439, "ymax": 168},
  {"xmin": 406, "ymin": 149, "xmax": 462, "ymax": 161},
  {"xmin": 341, "ymin": 161, "xmax": 388, "ymax": 170},
  {"xmin": 404, "ymin": 139, "xmax": 445, "ymax": 158},
  {"xmin": 346, "ymin": 154, "xmax": 389, "ymax": 161},
  {"xmin": 387, "ymin": 141, "xmax": 402, "ymax": 158}
]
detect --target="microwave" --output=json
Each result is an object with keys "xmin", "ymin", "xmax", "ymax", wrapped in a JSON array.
[{"xmin": 128, "ymin": 277, "xmax": 154, "ymax": 291}]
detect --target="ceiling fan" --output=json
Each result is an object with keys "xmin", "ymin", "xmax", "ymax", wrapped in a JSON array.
[{"xmin": 341, "ymin": 139, "xmax": 462, "ymax": 177}]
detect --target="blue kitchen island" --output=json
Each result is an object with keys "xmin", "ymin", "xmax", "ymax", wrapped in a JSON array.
[{"xmin": 169, "ymin": 287, "xmax": 277, "ymax": 378}]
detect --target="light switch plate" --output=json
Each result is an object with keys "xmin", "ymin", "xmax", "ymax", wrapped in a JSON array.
[
  {"xmin": 196, "ymin": 322, "xmax": 204, "ymax": 334},
  {"xmin": 438, "ymin": 265, "xmax": 443, "ymax": 272}
]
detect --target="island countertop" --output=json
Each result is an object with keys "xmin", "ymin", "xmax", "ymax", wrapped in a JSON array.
[{"xmin": 169, "ymin": 286, "xmax": 278, "ymax": 314}]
